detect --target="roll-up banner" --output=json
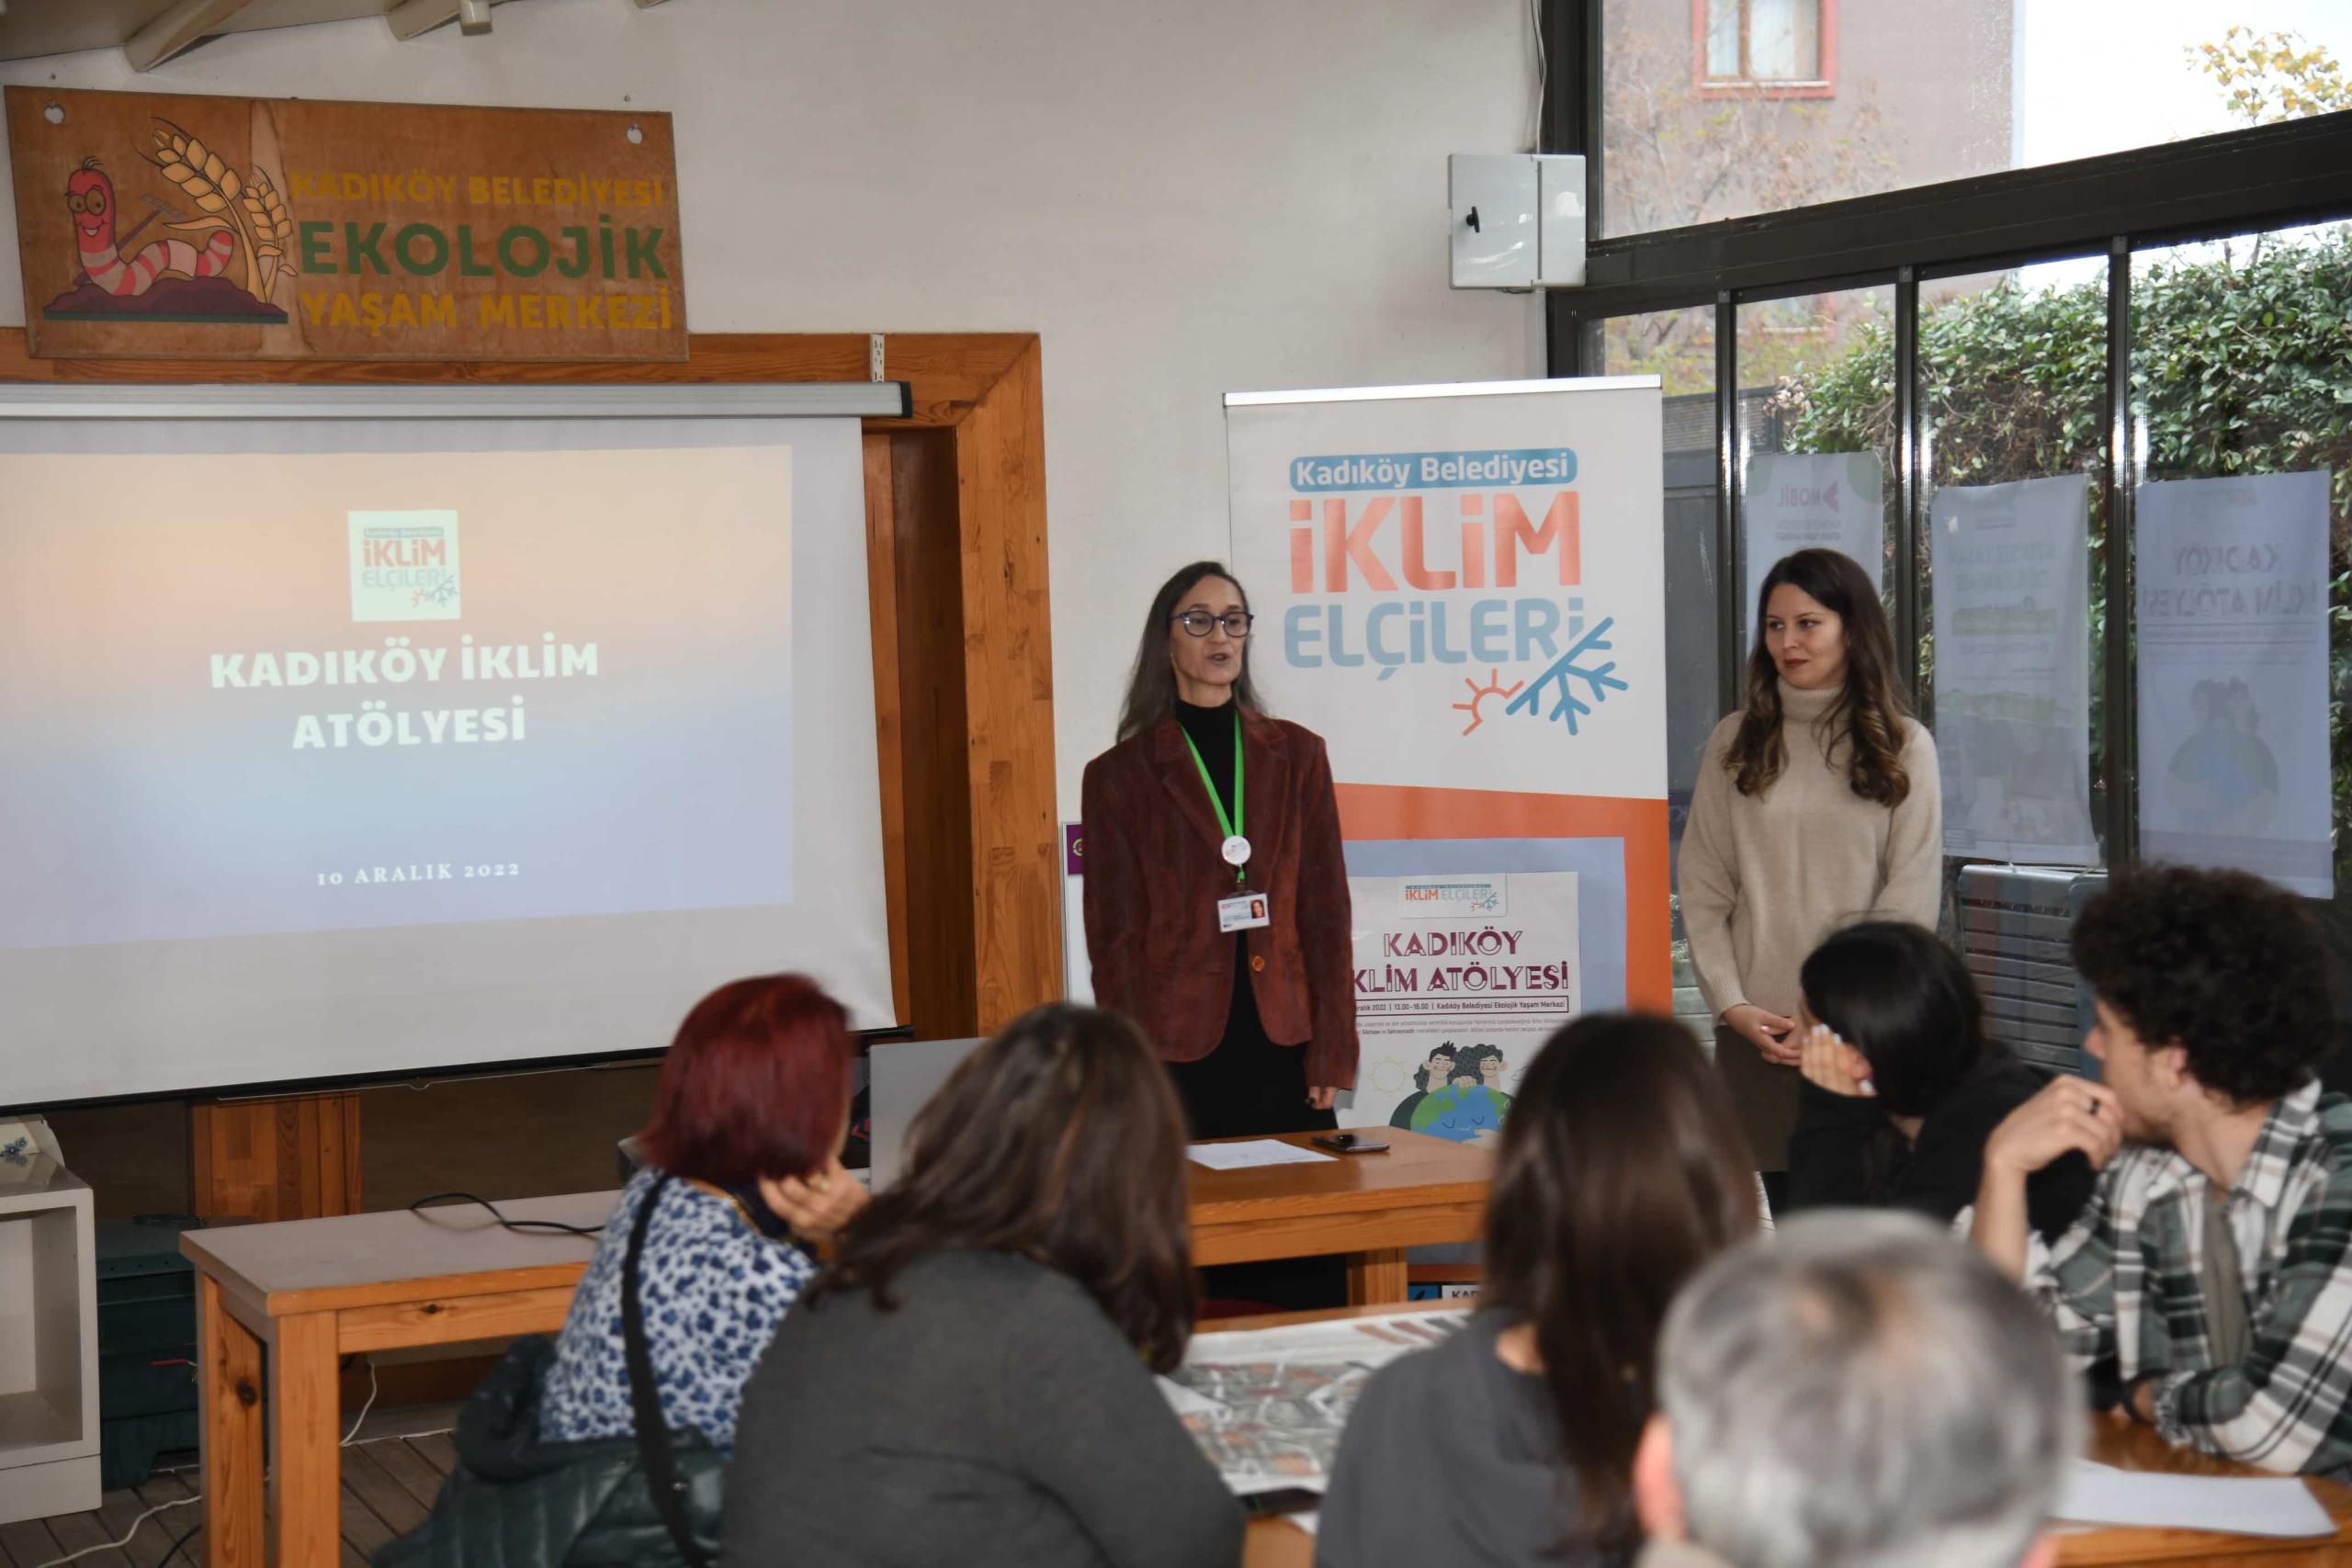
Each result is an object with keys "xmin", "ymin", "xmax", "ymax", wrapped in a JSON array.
[{"xmin": 1224, "ymin": 378, "xmax": 1668, "ymax": 1128}]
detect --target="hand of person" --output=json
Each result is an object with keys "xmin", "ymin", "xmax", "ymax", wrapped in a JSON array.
[
  {"xmin": 757, "ymin": 1155, "xmax": 869, "ymax": 1246},
  {"xmin": 1984, "ymin": 1076, "xmax": 2125, "ymax": 1179},
  {"xmin": 1797, "ymin": 1025, "xmax": 1875, "ymax": 1099},
  {"xmin": 1724, "ymin": 1004, "xmax": 1799, "ymax": 1066},
  {"xmin": 1306, "ymin": 1085, "xmax": 1339, "ymax": 1111}
]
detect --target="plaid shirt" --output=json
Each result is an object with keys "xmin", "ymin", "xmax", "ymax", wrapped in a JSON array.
[{"xmin": 2030, "ymin": 1081, "xmax": 2352, "ymax": 1477}]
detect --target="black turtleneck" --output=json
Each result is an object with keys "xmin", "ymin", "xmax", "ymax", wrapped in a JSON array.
[{"xmin": 1173, "ymin": 698, "xmax": 1239, "ymax": 823}]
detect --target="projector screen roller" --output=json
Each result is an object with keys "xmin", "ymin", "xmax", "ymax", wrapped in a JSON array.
[{"xmin": 0, "ymin": 408, "xmax": 894, "ymax": 1106}]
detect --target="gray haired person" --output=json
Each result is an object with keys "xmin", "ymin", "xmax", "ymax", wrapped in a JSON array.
[{"xmin": 1633, "ymin": 1212, "xmax": 2078, "ymax": 1568}]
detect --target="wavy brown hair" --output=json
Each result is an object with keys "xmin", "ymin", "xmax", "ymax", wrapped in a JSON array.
[
  {"xmin": 808, "ymin": 1004, "xmax": 1198, "ymax": 1372},
  {"xmin": 1483, "ymin": 1013, "xmax": 1759, "ymax": 1554},
  {"xmin": 1116, "ymin": 560, "xmax": 1266, "ymax": 740},
  {"xmin": 1724, "ymin": 547, "xmax": 1912, "ymax": 805}
]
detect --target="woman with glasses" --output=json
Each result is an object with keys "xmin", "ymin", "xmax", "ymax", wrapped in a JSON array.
[{"xmin": 1080, "ymin": 560, "xmax": 1357, "ymax": 1146}]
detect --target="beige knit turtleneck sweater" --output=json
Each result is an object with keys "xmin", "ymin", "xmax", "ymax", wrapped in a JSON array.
[{"xmin": 1679, "ymin": 680, "xmax": 1943, "ymax": 1023}]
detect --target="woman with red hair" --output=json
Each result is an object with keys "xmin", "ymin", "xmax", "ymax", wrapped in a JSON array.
[{"xmin": 537, "ymin": 973, "xmax": 865, "ymax": 1452}]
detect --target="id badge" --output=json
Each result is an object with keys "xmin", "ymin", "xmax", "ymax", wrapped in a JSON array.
[{"xmin": 1217, "ymin": 893, "xmax": 1272, "ymax": 932}]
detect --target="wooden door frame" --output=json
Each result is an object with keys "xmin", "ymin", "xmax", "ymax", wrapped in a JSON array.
[{"xmin": 0, "ymin": 328, "xmax": 1059, "ymax": 1217}]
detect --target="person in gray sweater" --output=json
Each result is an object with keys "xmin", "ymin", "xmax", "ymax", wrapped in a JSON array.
[
  {"xmin": 723, "ymin": 1003, "xmax": 1242, "ymax": 1568},
  {"xmin": 1317, "ymin": 1015, "xmax": 1762, "ymax": 1567}
]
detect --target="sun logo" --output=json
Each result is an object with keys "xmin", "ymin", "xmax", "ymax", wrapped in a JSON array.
[{"xmin": 1452, "ymin": 669, "xmax": 1525, "ymax": 736}]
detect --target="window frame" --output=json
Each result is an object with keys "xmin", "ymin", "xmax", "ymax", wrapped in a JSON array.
[{"xmin": 1691, "ymin": 0, "xmax": 1838, "ymax": 101}]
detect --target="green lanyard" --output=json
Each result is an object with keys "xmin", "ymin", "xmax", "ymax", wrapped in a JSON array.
[{"xmin": 1179, "ymin": 710, "xmax": 1246, "ymax": 885}]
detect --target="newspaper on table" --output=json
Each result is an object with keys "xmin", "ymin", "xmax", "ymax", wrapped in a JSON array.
[{"xmin": 1159, "ymin": 1306, "xmax": 1472, "ymax": 1495}]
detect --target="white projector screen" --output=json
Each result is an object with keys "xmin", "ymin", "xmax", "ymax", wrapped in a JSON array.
[{"xmin": 0, "ymin": 397, "xmax": 896, "ymax": 1106}]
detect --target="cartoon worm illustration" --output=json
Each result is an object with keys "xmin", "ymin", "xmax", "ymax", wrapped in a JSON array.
[{"xmin": 66, "ymin": 157, "xmax": 233, "ymax": 297}]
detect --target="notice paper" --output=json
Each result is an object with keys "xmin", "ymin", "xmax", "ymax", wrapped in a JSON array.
[
  {"xmin": 2054, "ymin": 1461, "xmax": 2333, "ymax": 1538},
  {"xmin": 1188, "ymin": 1139, "xmax": 1333, "ymax": 1171}
]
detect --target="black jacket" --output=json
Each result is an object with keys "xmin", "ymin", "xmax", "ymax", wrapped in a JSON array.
[
  {"xmin": 375, "ymin": 1336, "xmax": 722, "ymax": 1568},
  {"xmin": 1786, "ymin": 1049, "xmax": 2096, "ymax": 1243}
]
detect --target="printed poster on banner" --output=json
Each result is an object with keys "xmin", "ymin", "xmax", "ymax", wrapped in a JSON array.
[
  {"xmin": 1743, "ymin": 452, "xmax": 1883, "ymax": 626},
  {"xmin": 2136, "ymin": 471, "xmax": 2334, "ymax": 897},
  {"xmin": 1348, "ymin": 872, "xmax": 1580, "ymax": 1140},
  {"xmin": 1225, "ymin": 384, "xmax": 1667, "ymax": 802},
  {"xmin": 1930, "ymin": 475, "xmax": 2098, "ymax": 867}
]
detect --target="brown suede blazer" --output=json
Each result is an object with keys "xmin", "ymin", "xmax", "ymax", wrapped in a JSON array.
[{"xmin": 1080, "ymin": 705, "xmax": 1359, "ymax": 1090}]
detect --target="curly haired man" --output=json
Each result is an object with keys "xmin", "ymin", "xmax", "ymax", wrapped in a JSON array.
[{"xmin": 1973, "ymin": 864, "xmax": 2352, "ymax": 1478}]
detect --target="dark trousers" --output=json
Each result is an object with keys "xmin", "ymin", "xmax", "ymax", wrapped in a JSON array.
[{"xmin": 1167, "ymin": 946, "xmax": 1343, "ymax": 1311}]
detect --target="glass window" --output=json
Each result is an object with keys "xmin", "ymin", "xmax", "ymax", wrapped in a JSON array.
[
  {"xmin": 1598, "ymin": 306, "xmax": 1721, "ymax": 1038},
  {"xmin": 1702, "ymin": 0, "xmax": 1825, "ymax": 87},
  {"xmin": 1917, "ymin": 256, "xmax": 2111, "ymax": 865},
  {"xmin": 2130, "ymin": 220, "xmax": 2352, "ymax": 1076},
  {"xmin": 1601, "ymin": 3, "xmax": 2352, "ymax": 237},
  {"xmin": 1732, "ymin": 285, "xmax": 1897, "ymax": 650}
]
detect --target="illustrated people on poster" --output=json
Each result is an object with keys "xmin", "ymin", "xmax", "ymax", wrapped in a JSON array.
[
  {"xmin": 2166, "ymin": 676, "xmax": 2279, "ymax": 835},
  {"xmin": 1408, "ymin": 1043, "xmax": 1514, "ymax": 1145},
  {"xmin": 1387, "ymin": 1043, "xmax": 1459, "ymax": 1131}
]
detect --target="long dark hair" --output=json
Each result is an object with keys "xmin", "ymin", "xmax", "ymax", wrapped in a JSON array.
[
  {"xmin": 808, "ymin": 1004, "xmax": 1198, "ymax": 1372},
  {"xmin": 1724, "ymin": 547, "xmax": 1912, "ymax": 804},
  {"xmin": 1481, "ymin": 1013, "xmax": 1759, "ymax": 1552},
  {"xmin": 1115, "ymin": 560, "xmax": 1266, "ymax": 740},
  {"xmin": 1799, "ymin": 921, "xmax": 1989, "ymax": 1120}
]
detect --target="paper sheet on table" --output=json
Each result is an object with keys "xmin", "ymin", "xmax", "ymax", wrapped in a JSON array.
[
  {"xmin": 1165, "ymin": 1307, "xmax": 1473, "ymax": 1495},
  {"xmin": 1188, "ymin": 1138, "xmax": 1333, "ymax": 1170},
  {"xmin": 2054, "ymin": 1460, "xmax": 2334, "ymax": 1538}
]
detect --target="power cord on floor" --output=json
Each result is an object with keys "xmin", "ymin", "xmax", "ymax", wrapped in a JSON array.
[
  {"xmin": 156, "ymin": 1513, "xmax": 203, "ymax": 1567},
  {"xmin": 342, "ymin": 1355, "xmax": 381, "ymax": 1444},
  {"xmin": 22, "ymin": 1495, "xmax": 201, "ymax": 1567}
]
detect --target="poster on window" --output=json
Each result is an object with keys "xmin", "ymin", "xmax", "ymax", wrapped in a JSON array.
[
  {"xmin": 1346, "ymin": 870, "xmax": 1580, "ymax": 1143},
  {"xmin": 1929, "ymin": 475, "xmax": 2098, "ymax": 867},
  {"xmin": 2135, "ymin": 471, "xmax": 2333, "ymax": 897},
  {"xmin": 1743, "ymin": 452, "xmax": 1884, "ymax": 629}
]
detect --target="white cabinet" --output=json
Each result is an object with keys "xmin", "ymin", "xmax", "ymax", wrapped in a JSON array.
[{"xmin": 0, "ymin": 1155, "xmax": 99, "ymax": 1524}]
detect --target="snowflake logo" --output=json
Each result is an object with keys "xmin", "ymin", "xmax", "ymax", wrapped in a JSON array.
[
  {"xmin": 1451, "ymin": 668, "xmax": 1525, "ymax": 736},
  {"xmin": 1505, "ymin": 617, "xmax": 1627, "ymax": 736}
]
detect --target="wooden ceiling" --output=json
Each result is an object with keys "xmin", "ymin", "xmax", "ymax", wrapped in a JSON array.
[{"xmin": 0, "ymin": 0, "xmax": 671, "ymax": 71}]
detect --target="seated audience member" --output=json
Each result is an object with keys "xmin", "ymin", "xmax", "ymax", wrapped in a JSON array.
[
  {"xmin": 1634, "ymin": 1212, "xmax": 2076, "ymax": 1568},
  {"xmin": 1317, "ymin": 1014, "xmax": 1761, "ymax": 1567},
  {"xmin": 1787, "ymin": 920, "xmax": 2093, "ymax": 1239},
  {"xmin": 1974, "ymin": 865, "xmax": 2352, "ymax": 1477},
  {"xmin": 383, "ymin": 975, "xmax": 865, "ymax": 1567},
  {"xmin": 726, "ymin": 1003, "xmax": 1243, "ymax": 1568},
  {"xmin": 538, "ymin": 973, "xmax": 866, "ymax": 1451}
]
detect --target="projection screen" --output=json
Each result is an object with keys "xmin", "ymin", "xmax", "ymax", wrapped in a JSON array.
[{"xmin": 0, "ymin": 386, "xmax": 898, "ymax": 1106}]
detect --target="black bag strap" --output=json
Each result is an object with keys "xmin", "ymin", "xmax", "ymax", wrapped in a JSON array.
[{"xmin": 621, "ymin": 1173, "xmax": 711, "ymax": 1568}]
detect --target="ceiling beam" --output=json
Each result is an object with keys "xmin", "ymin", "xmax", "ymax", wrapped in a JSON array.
[
  {"xmin": 387, "ymin": 0, "xmax": 492, "ymax": 39},
  {"xmin": 123, "ymin": 0, "xmax": 255, "ymax": 72}
]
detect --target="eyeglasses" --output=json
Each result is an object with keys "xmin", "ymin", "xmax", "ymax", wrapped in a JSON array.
[{"xmin": 1172, "ymin": 610, "xmax": 1255, "ymax": 639}]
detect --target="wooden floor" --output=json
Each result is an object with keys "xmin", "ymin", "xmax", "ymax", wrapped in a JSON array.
[{"xmin": 0, "ymin": 1405, "xmax": 463, "ymax": 1568}]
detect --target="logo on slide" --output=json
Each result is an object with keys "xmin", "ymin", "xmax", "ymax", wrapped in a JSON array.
[{"xmin": 349, "ymin": 510, "xmax": 460, "ymax": 622}]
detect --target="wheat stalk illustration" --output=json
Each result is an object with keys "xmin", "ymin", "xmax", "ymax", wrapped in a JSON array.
[
  {"xmin": 236, "ymin": 167, "xmax": 297, "ymax": 293},
  {"xmin": 146, "ymin": 118, "xmax": 262, "ymax": 297}
]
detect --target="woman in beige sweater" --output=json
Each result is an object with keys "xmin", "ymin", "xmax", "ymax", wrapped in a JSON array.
[{"xmin": 1679, "ymin": 547, "xmax": 1942, "ymax": 1202}]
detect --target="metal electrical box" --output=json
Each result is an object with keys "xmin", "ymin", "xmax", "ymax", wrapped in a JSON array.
[{"xmin": 1449, "ymin": 153, "xmax": 1586, "ymax": 289}]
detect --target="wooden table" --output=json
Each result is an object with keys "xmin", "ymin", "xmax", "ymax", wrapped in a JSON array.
[
  {"xmin": 1187, "ymin": 1128, "xmax": 1490, "ymax": 1303},
  {"xmin": 1230, "ymin": 1308, "xmax": 2352, "ymax": 1568},
  {"xmin": 181, "ymin": 1130, "xmax": 1487, "ymax": 1566},
  {"xmin": 184, "ymin": 1190, "xmax": 608, "ymax": 1568}
]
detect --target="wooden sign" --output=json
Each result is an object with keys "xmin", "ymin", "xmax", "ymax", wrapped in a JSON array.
[{"xmin": 6, "ymin": 87, "xmax": 686, "ymax": 362}]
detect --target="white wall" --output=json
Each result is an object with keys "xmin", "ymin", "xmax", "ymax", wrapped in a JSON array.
[{"xmin": 0, "ymin": 0, "xmax": 1544, "ymax": 813}]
